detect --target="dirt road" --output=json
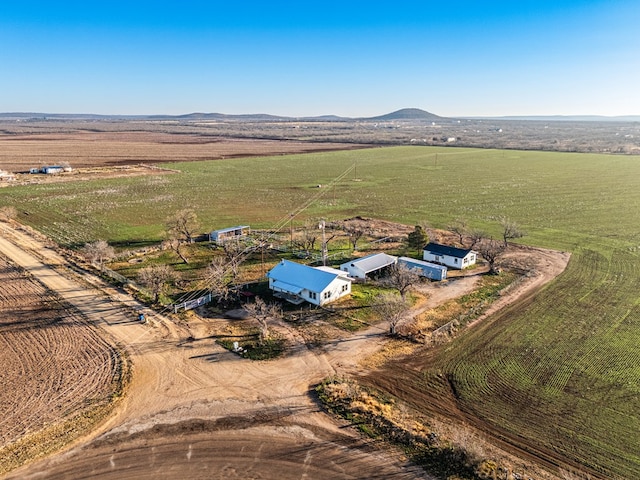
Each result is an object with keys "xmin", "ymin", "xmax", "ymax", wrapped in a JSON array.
[
  {"xmin": 0, "ymin": 224, "xmax": 432, "ymax": 479},
  {"xmin": 0, "ymin": 222, "xmax": 569, "ymax": 479}
]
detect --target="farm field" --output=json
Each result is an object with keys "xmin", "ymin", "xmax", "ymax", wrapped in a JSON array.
[
  {"xmin": 1, "ymin": 144, "xmax": 640, "ymax": 477},
  {"xmin": 0, "ymin": 130, "xmax": 367, "ymax": 173},
  {"xmin": 0, "ymin": 253, "xmax": 122, "ymax": 474},
  {"xmin": 0, "ymin": 146, "xmax": 638, "ymax": 252}
]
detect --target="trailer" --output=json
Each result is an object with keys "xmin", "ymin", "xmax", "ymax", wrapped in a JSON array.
[{"xmin": 398, "ymin": 256, "xmax": 447, "ymax": 281}]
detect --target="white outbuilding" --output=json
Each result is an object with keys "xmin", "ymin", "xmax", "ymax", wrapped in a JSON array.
[{"xmin": 339, "ymin": 253, "xmax": 398, "ymax": 280}]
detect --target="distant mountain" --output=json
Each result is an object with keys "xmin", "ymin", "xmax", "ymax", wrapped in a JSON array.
[
  {"xmin": 363, "ymin": 108, "xmax": 445, "ymax": 121},
  {"xmin": 4, "ymin": 109, "xmax": 636, "ymax": 123},
  {"xmin": 172, "ymin": 112, "xmax": 291, "ymax": 121}
]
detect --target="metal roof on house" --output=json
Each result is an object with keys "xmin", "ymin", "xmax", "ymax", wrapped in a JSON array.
[
  {"xmin": 271, "ymin": 280, "xmax": 303, "ymax": 295},
  {"xmin": 315, "ymin": 266, "xmax": 350, "ymax": 277},
  {"xmin": 211, "ymin": 225, "xmax": 250, "ymax": 235},
  {"xmin": 267, "ymin": 259, "xmax": 348, "ymax": 293},
  {"xmin": 398, "ymin": 257, "xmax": 447, "ymax": 271},
  {"xmin": 340, "ymin": 253, "xmax": 397, "ymax": 274},
  {"xmin": 423, "ymin": 242, "xmax": 472, "ymax": 259}
]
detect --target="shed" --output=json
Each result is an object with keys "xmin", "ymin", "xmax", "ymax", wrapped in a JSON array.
[
  {"xmin": 209, "ymin": 225, "xmax": 250, "ymax": 243},
  {"xmin": 340, "ymin": 253, "xmax": 397, "ymax": 280},
  {"xmin": 398, "ymin": 257, "xmax": 447, "ymax": 281},
  {"xmin": 41, "ymin": 166, "xmax": 64, "ymax": 174},
  {"xmin": 423, "ymin": 242, "xmax": 476, "ymax": 269},
  {"xmin": 266, "ymin": 259, "xmax": 351, "ymax": 306}
]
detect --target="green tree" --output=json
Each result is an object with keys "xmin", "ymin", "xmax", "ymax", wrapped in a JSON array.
[{"xmin": 406, "ymin": 225, "xmax": 429, "ymax": 249}]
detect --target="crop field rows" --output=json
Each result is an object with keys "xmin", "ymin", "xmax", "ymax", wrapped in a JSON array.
[
  {"xmin": 0, "ymin": 131, "xmax": 365, "ymax": 173},
  {"xmin": 0, "ymin": 254, "xmax": 121, "ymax": 466},
  {"xmin": 368, "ymin": 248, "xmax": 640, "ymax": 478}
]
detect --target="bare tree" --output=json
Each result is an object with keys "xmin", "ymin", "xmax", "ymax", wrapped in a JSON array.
[
  {"xmin": 0, "ymin": 205, "xmax": 18, "ymax": 222},
  {"xmin": 82, "ymin": 240, "xmax": 115, "ymax": 271},
  {"xmin": 406, "ymin": 225, "xmax": 429, "ymax": 249},
  {"xmin": 162, "ymin": 236, "xmax": 190, "ymax": 264},
  {"xmin": 206, "ymin": 255, "xmax": 238, "ymax": 304},
  {"xmin": 221, "ymin": 241, "xmax": 247, "ymax": 277},
  {"xmin": 383, "ymin": 263, "xmax": 421, "ymax": 301},
  {"xmin": 137, "ymin": 264, "xmax": 174, "ymax": 303},
  {"xmin": 475, "ymin": 238, "xmax": 506, "ymax": 274},
  {"xmin": 467, "ymin": 228, "xmax": 486, "ymax": 249},
  {"xmin": 293, "ymin": 221, "xmax": 319, "ymax": 254},
  {"xmin": 166, "ymin": 209, "xmax": 200, "ymax": 244},
  {"xmin": 244, "ymin": 297, "xmax": 282, "ymax": 344},
  {"xmin": 376, "ymin": 293, "xmax": 409, "ymax": 335},
  {"xmin": 342, "ymin": 218, "xmax": 371, "ymax": 251},
  {"xmin": 499, "ymin": 216, "xmax": 525, "ymax": 246},
  {"xmin": 448, "ymin": 218, "xmax": 468, "ymax": 246}
]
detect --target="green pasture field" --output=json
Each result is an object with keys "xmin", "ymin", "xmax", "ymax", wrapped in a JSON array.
[
  {"xmin": 1, "ymin": 146, "xmax": 639, "ymax": 252},
  {"xmin": 1, "ymin": 145, "xmax": 640, "ymax": 477}
]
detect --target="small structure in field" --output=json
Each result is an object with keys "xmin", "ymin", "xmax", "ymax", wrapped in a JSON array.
[
  {"xmin": 340, "ymin": 252, "xmax": 397, "ymax": 280},
  {"xmin": 398, "ymin": 256, "xmax": 447, "ymax": 281},
  {"xmin": 266, "ymin": 259, "xmax": 351, "ymax": 306},
  {"xmin": 40, "ymin": 166, "xmax": 65, "ymax": 174},
  {"xmin": 423, "ymin": 242, "xmax": 477, "ymax": 269},
  {"xmin": 0, "ymin": 170, "xmax": 16, "ymax": 182},
  {"xmin": 209, "ymin": 225, "xmax": 250, "ymax": 243}
]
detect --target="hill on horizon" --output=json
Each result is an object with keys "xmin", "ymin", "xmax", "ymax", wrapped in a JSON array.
[
  {"xmin": 362, "ymin": 108, "xmax": 445, "ymax": 121},
  {"xmin": 1, "ymin": 109, "xmax": 638, "ymax": 123}
]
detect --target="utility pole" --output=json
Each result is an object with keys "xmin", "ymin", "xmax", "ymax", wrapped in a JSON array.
[
  {"xmin": 319, "ymin": 219, "xmax": 328, "ymax": 266},
  {"xmin": 289, "ymin": 213, "xmax": 294, "ymax": 250}
]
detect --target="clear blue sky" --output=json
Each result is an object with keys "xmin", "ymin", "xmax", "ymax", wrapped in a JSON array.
[{"xmin": 1, "ymin": 1, "xmax": 638, "ymax": 117}]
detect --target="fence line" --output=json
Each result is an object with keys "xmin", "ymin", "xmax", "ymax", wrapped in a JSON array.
[{"xmin": 173, "ymin": 293, "xmax": 212, "ymax": 313}]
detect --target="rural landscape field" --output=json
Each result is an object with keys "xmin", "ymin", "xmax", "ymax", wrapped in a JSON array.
[{"xmin": 1, "ymin": 118, "xmax": 640, "ymax": 480}]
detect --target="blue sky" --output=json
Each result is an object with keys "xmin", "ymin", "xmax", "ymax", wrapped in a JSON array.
[{"xmin": 1, "ymin": 1, "xmax": 639, "ymax": 117}]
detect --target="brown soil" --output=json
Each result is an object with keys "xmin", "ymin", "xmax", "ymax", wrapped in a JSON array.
[
  {"xmin": 0, "ymin": 253, "xmax": 121, "ymax": 473},
  {"xmin": 0, "ymin": 131, "xmax": 370, "ymax": 173},
  {"xmin": 0, "ymin": 220, "xmax": 570, "ymax": 480}
]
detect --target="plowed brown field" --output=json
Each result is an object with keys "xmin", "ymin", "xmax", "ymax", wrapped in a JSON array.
[
  {"xmin": 0, "ymin": 254, "xmax": 122, "ymax": 474},
  {"xmin": 0, "ymin": 131, "xmax": 367, "ymax": 173}
]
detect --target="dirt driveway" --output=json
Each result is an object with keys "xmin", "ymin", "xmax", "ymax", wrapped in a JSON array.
[
  {"xmin": 0, "ymin": 222, "xmax": 568, "ymax": 479},
  {"xmin": 0, "ymin": 223, "xmax": 432, "ymax": 479}
]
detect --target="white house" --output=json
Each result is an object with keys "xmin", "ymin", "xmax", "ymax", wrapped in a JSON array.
[
  {"xmin": 340, "ymin": 253, "xmax": 397, "ymax": 280},
  {"xmin": 423, "ymin": 242, "xmax": 477, "ymax": 270},
  {"xmin": 266, "ymin": 259, "xmax": 351, "ymax": 306}
]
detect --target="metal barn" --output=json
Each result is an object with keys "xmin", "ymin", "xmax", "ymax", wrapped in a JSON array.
[{"xmin": 398, "ymin": 256, "xmax": 447, "ymax": 281}]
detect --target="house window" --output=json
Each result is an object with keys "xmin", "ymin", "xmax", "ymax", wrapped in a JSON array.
[
  {"xmin": 342, "ymin": 284, "xmax": 348, "ymax": 292},
  {"xmin": 455, "ymin": 258, "xmax": 458, "ymax": 264},
  {"xmin": 309, "ymin": 292, "xmax": 317, "ymax": 300},
  {"xmin": 323, "ymin": 291, "xmax": 331, "ymax": 299}
]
